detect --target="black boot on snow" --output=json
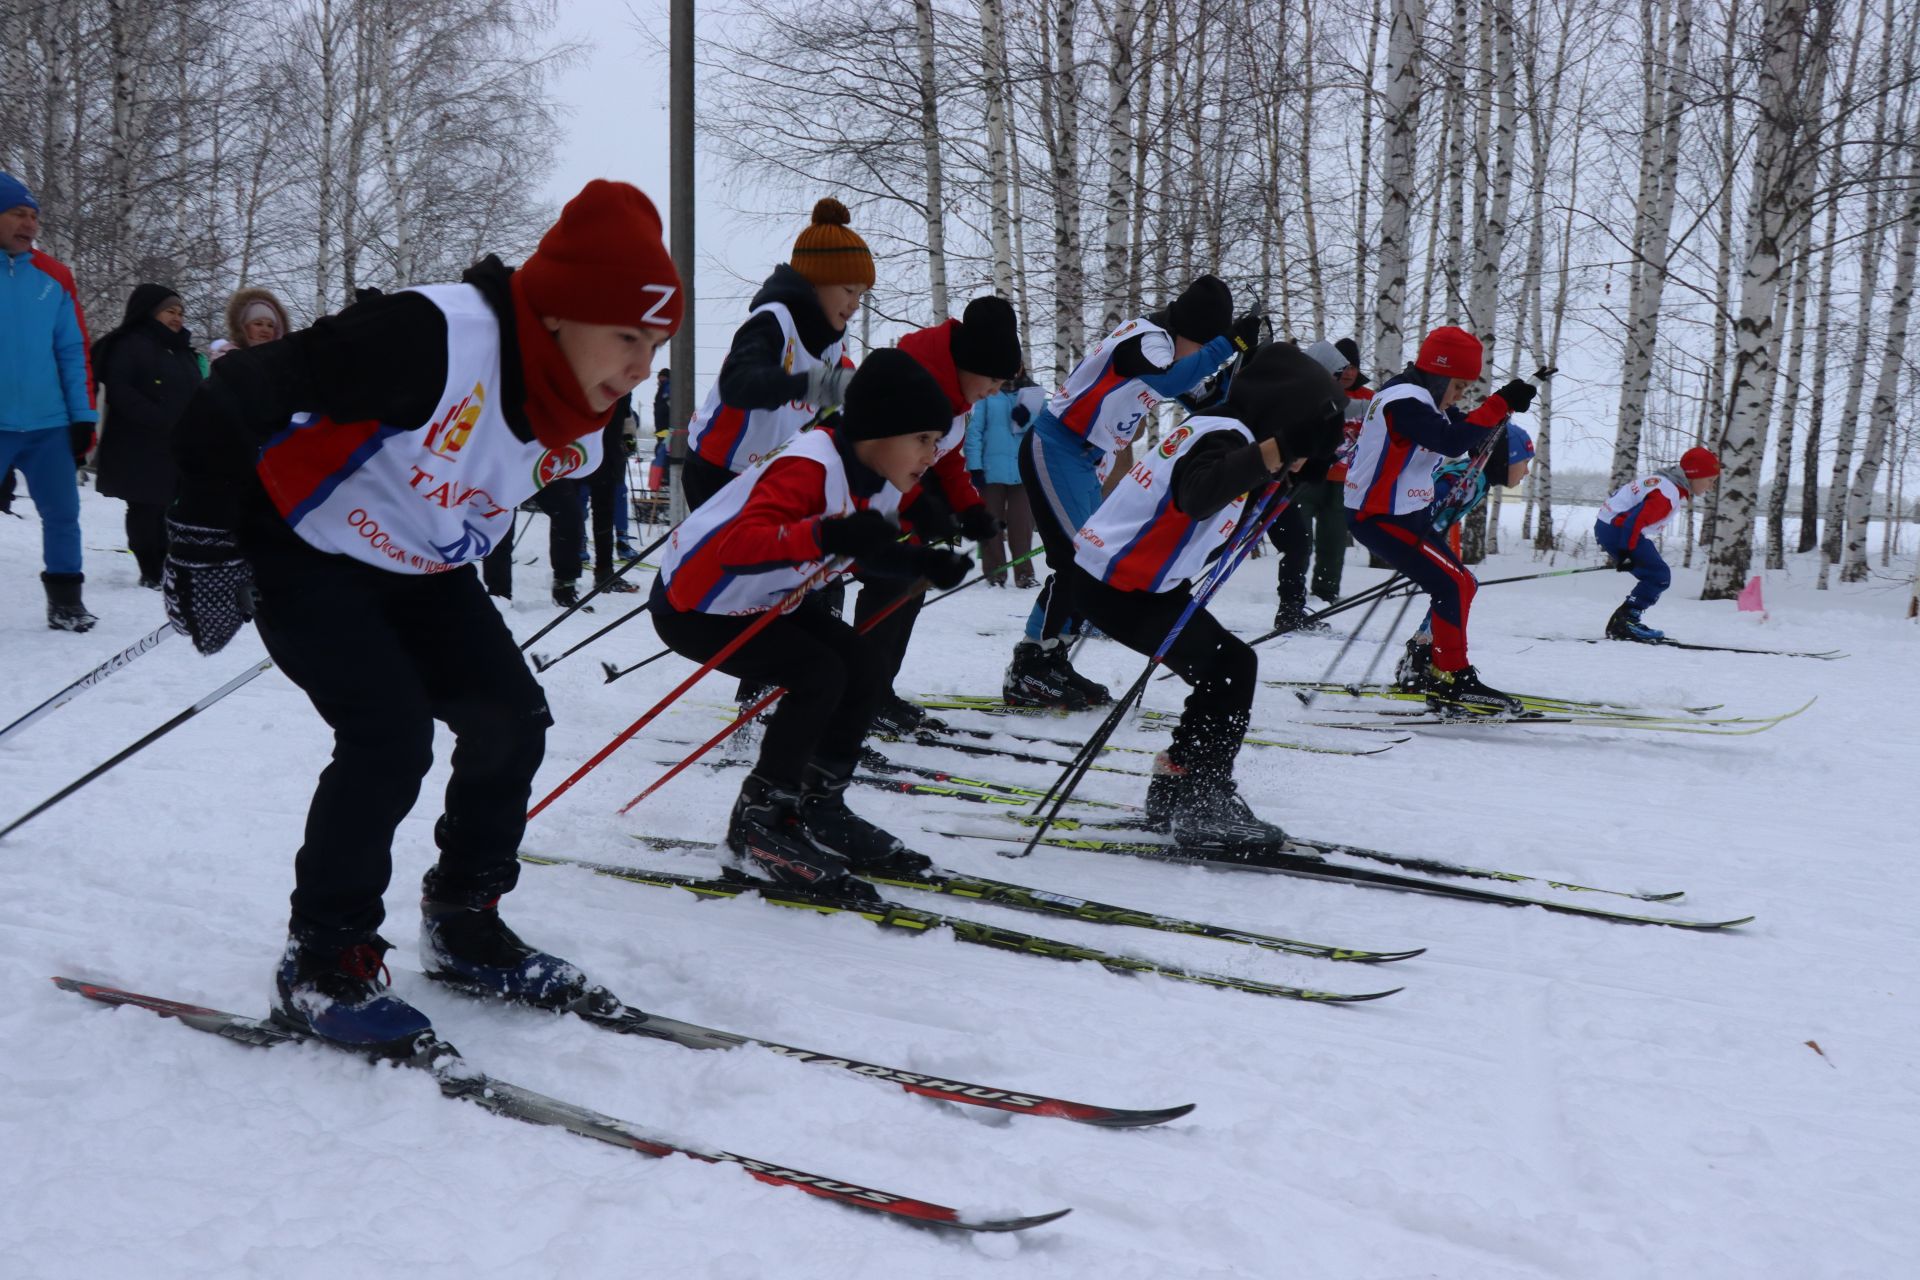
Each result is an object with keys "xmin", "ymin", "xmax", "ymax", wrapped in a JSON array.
[
  {"xmin": 1048, "ymin": 641, "xmax": 1112, "ymax": 706},
  {"xmin": 870, "ymin": 692, "xmax": 949, "ymax": 737},
  {"xmin": 273, "ymin": 933, "xmax": 434, "ymax": 1055},
  {"xmin": 1423, "ymin": 664, "xmax": 1525, "ymax": 717},
  {"xmin": 43, "ymin": 572, "xmax": 97, "ymax": 633},
  {"xmin": 551, "ymin": 579, "xmax": 581, "ymax": 608},
  {"xmin": 1605, "ymin": 604, "xmax": 1666, "ymax": 643},
  {"xmin": 1273, "ymin": 600, "xmax": 1330, "ymax": 635},
  {"xmin": 801, "ymin": 760, "xmax": 932, "ymax": 877},
  {"xmin": 1394, "ymin": 635, "xmax": 1435, "ymax": 691},
  {"xmin": 727, "ymin": 774, "xmax": 880, "ymax": 901},
  {"xmin": 419, "ymin": 893, "xmax": 596, "ymax": 1011},
  {"xmin": 1003, "ymin": 639, "xmax": 1092, "ymax": 709},
  {"xmin": 1167, "ymin": 771, "xmax": 1288, "ymax": 851},
  {"xmin": 1144, "ymin": 753, "xmax": 1190, "ymax": 832}
]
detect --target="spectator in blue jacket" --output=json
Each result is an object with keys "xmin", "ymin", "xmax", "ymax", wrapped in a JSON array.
[
  {"xmin": 0, "ymin": 172, "xmax": 99, "ymax": 631},
  {"xmin": 965, "ymin": 373, "xmax": 1036, "ymax": 588}
]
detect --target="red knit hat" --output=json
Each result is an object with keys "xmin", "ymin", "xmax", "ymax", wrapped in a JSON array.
[
  {"xmin": 1415, "ymin": 326, "xmax": 1483, "ymax": 381},
  {"xmin": 1680, "ymin": 447, "xmax": 1721, "ymax": 479},
  {"xmin": 517, "ymin": 180, "xmax": 683, "ymax": 334}
]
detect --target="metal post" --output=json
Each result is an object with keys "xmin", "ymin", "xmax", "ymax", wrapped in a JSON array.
[{"xmin": 667, "ymin": 0, "xmax": 695, "ymax": 525}]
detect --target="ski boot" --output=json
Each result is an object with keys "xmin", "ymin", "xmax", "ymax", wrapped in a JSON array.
[
  {"xmin": 272, "ymin": 932, "xmax": 434, "ymax": 1055},
  {"xmin": 551, "ymin": 579, "xmax": 581, "ymax": 608},
  {"xmin": 1394, "ymin": 634, "xmax": 1434, "ymax": 691},
  {"xmin": 43, "ymin": 573, "xmax": 97, "ymax": 633},
  {"xmin": 800, "ymin": 760, "xmax": 932, "ymax": 877},
  {"xmin": 596, "ymin": 575, "xmax": 643, "ymax": 595},
  {"xmin": 1605, "ymin": 604, "xmax": 1666, "ymax": 643},
  {"xmin": 1273, "ymin": 599, "xmax": 1330, "ymax": 635},
  {"xmin": 871, "ymin": 692, "xmax": 949, "ymax": 737},
  {"xmin": 419, "ymin": 894, "xmax": 595, "ymax": 1011},
  {"xmin": 1004, "ymin": 639, "xmax": 1092, "ymax": 709},
  {"xmin": 1144, "ymin": 753, "xmax": 1189, "ymax": 832},
  {"xmin": 1048, "ymin": 641, "xmax": 1112, "ymax": 706},
  {"xmin": 1166, "ymin": 771, "xmax": 1288, "ymax": 851},
  {"xmin": 1423, "ymin": 664, "xmax": 1525, "ymax": 718},
  {"xmin": 727, "ymin": 774, "xmax": 880, "ymax": 902}
]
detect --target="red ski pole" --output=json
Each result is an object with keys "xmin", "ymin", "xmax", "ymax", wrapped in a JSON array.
[{"xmin": 525, "ymin": 560, "xmax": 844, "ymax": 820}]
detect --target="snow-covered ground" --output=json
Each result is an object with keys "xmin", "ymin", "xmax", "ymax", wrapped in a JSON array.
[{"xmin": 3, "ymin": 483, "xmax": 1916, "ymax": 1279}]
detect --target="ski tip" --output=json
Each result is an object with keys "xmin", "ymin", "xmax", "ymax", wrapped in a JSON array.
[
  {"xmin": 1064, "ymin": 1101, "xmax": 1198, "ymax": 1128},
  {"xmin": 1326, "ymin": 986, "xmax": 1406, "ymax": 1003},
  {"xmin": 1687, "ymin": 915, "xmax": 1757, "ymax": 930},
  {"xmin": 530, "ymin": 652, "xmax": 554, "ymax": 672},
  {"xmin": 958, "ymin": 1206, "xmax": 1073, "ymax": 1233},
  {"xmin": 600, "ymin": 661, "xmax": 621, "ymax": 683},
  {"xmin": 1345, "ymin": 947, "xmax": 1427, "ymax": 963}
]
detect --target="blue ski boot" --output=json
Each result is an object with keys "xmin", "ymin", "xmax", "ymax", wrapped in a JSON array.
[
  {"xmin": 420, "ymin": 896, "xmax": 594, "ymax": 1010},
  {"xmin": 272, "ymin": 934, "xmax": 434, "ymax": 1055},
  {"xmin": 1606, "ymin": 604, "xmax": 1666, "ymax": 643}
]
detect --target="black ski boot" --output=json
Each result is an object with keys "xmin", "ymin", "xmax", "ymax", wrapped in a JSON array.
[
  {"xmin": 1272, "ymin": 599, "xmax": 1330, "ymax": 635},
  {"xmin": 870, "ymin": 692, "xmax": 949, "ymax": 737},
  {"xmin": 726, "ymin": 773, "xmax": 880, "ymax": 901},
  {"xmin": 1167, "ymin": 770, "xmax": 1288, "ymax": 851},
  {"xmin": 1144, "ymin": 753, "xmax": 1189, "ymax": 832},
  {"xmin": 1423, "ymin": 664, "xmax": 1525, "ymax": 717},
  {"xmin": 1049, "ymin": 641, "xmax": 1112, "ymax": 705},
  {"xmin": 551, "ymin": 579, "xmax": 581, "ymax": 608},
  {"xmin": 1394, "ymin": 635, "xmax": 1434, "ymax": 691},
  {"xmin": 800, "ymin": 759, "xmax": 932, "ymax": 877},
  {"xmin": 1003, "ymin": 639, "xmax": 1092, "ymax": 709},
  {"xmin": 272, "ymin": 932, "xmax": 434, "ymax": 1055},
  {"xmin": 43, "ymin": 572, "xmax": 96, "ymax": 633},
  {"xmin": 419, "ymin": 890, "xmax": 596, "ymax": 1011},
  {"xmin": 1605, "ymin": 604, "xmax": 1666, "ymax": 642}
]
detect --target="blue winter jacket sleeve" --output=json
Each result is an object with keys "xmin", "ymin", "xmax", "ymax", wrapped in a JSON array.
[
  {"xmin": 51, "ymin": 274, "xmax": 95, "ymax": 424},
  {"xmin": 1132, "ymin": 334, "xmax": 1235, "ymax": 398},
  {"xmin": 1380, "ymin": 393, "xmax": 1507, "ymax": 457},
  {"xmin": 965, "ymin": 401, "xmax": 988, "ymax": 471}
]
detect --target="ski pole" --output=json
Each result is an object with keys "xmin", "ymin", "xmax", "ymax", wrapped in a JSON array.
[
  {"xmin": 0, "ymin": 623, "xmax": 176, "ymax": 748},
  {"xmin": 602, "ymin": 648, "xmax": 673, "ymax": 684},
  {"xmin": 1014, "ymin": 485, "xmax": 1295, "ymax": 859},
  {"xmin": 525, "ymin": 560, "xmax": 846, "ymax": 820},
  {"xmin": 1469, "ymin": 563, "xmax": 1611, "ymax": 589},
  {"xmin": 517, "ymin": 522, "xmax": 676, "ymax": 654},
  {"xmin": 1294, "ymin": 578, "xmax": 1400, "ymax": 711},
  {"xmin": 1349, "ymin": 594, "xmax": 1417, "ymax": 692},
  {"xmin": 613, "ymin": 575, "xmax": 934, "ymax": 814},
  {"xmin": 0, "ymin": 658, "xmax": 274, "ymax": 842},
  {"xmin": 1158, "ymin": 571, "xmax": 1405, "ymax": 684},
  {"xmin": 531, "ymin": 598, "xmax": 653, "ymax": 673}
]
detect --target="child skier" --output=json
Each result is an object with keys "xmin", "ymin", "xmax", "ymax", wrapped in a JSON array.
[
  {"xmin": 1065, "ymin": 342, "xmax": 1345, "ymax": 847},
  {"xmin": 1393, "ymin": 421, "xmax": 1535, "ymax": 686},
  {"xmin": 1343, "ymin": 325, "xmax": 1536, "ymax": 716},
  {"xmin": 861, "ymin": 295, "xmax": 1023, "ymax": 733},
  {"xmin": 1005, "ymin": 276, "xmax": 1260, "ymax": 709},
  {"xmin": 165, "ymin": 180, "xmax": 681, "ymax": 1053},
  {"xmin": 682, "ymin": 198, "xmax": 871, "ymax": 509},
  {"xmin": 650, "ymin": 349, "xmax": 972, "ymax": 901},
  {"xmin": 1595, "ymin": 447, "xmax": 1720, "ymax": 641}
]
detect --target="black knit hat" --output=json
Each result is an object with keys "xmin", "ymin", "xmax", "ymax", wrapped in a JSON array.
[
  {"xmin": 1334, "ymin": 336, "xmax": 1368, "ymax": 388},
  {"xmin": 1225, "ymin": 341, "xmax": 1346, "ymax": 463},
  {"xmin": 839, "ymin": 348, "xmax": 955, "ymax": 441},
  {"xmin": 950, "ymin": 295, "xmax": 1022, "ymax": 378},
  {"xmin": 1165, "ymin": 274, "xmax": 1233, "ymax": 343}
]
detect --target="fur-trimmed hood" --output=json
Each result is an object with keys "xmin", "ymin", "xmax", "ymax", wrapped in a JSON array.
[{"xmin": 225, "ymin": 287, "xmax": 292, "ymax": 347}]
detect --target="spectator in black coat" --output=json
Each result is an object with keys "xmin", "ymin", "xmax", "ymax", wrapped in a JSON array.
[{"xmin": 93, "ymin": 283, "xmax": 204, "ymax": 586}]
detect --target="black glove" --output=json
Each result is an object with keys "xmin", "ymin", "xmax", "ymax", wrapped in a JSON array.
[
  {"xmin": 1011, "ymin": 403, "xmax": 1032, "ymax": 427},
  {"xmin": 908, "ymin": 546, "xmax": 973, "ymax": 589},
  {"xmin": 1493, "ymin": 379, "xmax": 1537, "ymax": 414},
  {"xmin": 969, "ymin": 469, "xmax": 988, "ymax": 490},
  {"xmin": 164, "ymin": 519, "xmax": 256, "ymax": 655},
  {"xmin": 1230, "ymin": 313, "xmax": 1263, "ymax": 354},
  {"xmin": 901, "ymin": 488, "xmax": 958, "ymax": 543},
  {"xmin": 817, "ymin": 509, "xmax": 900, "ymax": 558},
  {"xmin": 1293, "ymin": 455, "xmax": 1332, "ymax": 485},
  {"xmin": 1611, "ymin": 552, "xmax": 1635, "ymax": 572},
  {"xmin": 69, "ymin": 422, "xmax": 94, "ymax": 465},
  {"xmin": 957, "ymin": 504, "xmax": 1002, "ymax": 543}
]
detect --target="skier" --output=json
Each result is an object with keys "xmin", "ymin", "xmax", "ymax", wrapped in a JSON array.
[
  {"xmin": 1343, "ymin": 325, "xmax": 1536, "ymax": 716},
  {"xmin": 165, "ymin": 180, "xmax": 681, "ymax": 1052},
  {"xmin": 1006, "ymin": 275, "xmax": 1259, "ymax": 708},
  {"xmin": 1065, "ymin": 342, "xmax": 1346, "ymax": 847},
  {"xmin": 1267, "ymin": 337, "xmax": 1366, "ymax": 633},
  {"xmin": 1595, "ymin": 447, "xmax": 1720, "ymax": 641},
  {"xmin": 1393, "ymin": 420, "xmax": 1535, "ymax": 687},
  {"xmin": 682, "ymin": 198, "xmax": 870, "ymax": 510},
  {"xmin": 863, "ymin": 295, "xmax": 1022, "ymax": 733},
  {"xmin": 650, "ymin": 349, "xmax": 973, "ymax": 901}
]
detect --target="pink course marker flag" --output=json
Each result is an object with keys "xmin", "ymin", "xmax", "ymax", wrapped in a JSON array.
[{"xmin": 1736, "ymin": 574, "xmax": 1767, "ymax": 617}]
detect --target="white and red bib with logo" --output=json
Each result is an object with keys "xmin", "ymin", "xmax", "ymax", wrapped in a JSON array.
[
  {"xmin": 1046, "ymin": 315, "xmax": 1177, "ymax": 457},
  {"xmin": 1073, "ymin": 415, "xmax": 1256, "ymax": 593},
  {"xmin": 255, "ymin": 282, "xmax": 601, "ymax": 574},
  {"xmin": 687, "ymin": 301, "xmax": 848, "ymax": 473}
]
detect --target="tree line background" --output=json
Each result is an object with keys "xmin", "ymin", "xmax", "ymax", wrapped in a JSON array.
[{"xmin": 4, "ymin": 0, "xmax": 1917, "ymax": 598}]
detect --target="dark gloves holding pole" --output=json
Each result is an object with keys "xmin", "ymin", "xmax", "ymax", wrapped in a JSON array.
[
  {"xmin": 163, "ymin": 520, "xmax": 256, "ymax": 655},
  {"xmin": 816, "ymin": 509, "xmax": 900, "ymax": 558},
  {"xmin": 1493, "ymin": 379, "xmax": 1537, "ymax": 415},
  {"xmin": 956, "ymin": 504, "xmax": 1002, "ymax": 544}
]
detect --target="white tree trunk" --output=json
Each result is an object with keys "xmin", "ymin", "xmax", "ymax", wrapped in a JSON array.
[
  {"xmin": 912, "ymin": 0, "xmax": 950, "ymax": 317},
  {"xmin": 978, "ymin": 0, "xmax": 1015, "ymax": 299},
  {"xmin": 1098, "ymin": 0, "xmax": 1136, "ymax": 333},
  {"xmin": 1352, "ymin": 0, "xmax": 1383, "ymax": 343},
  {"xmin": 1373, "ymin": 0, "xmax": 1423, "ymax": 373}
]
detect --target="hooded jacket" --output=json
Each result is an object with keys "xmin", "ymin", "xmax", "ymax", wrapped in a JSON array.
[
  {"xmin": 0, "ymin": 247, "xmax": 96, "ymax": 433},
  {"xmin": 712, "ymin": 264, "xmax": 846, "ymax": 411},
  {"xmin": 93, "ymin": 284, "xmax": 202, "ymax": 505},
  {"xmin": 225, "ymin": 287, "xmax": 292, "ymax": 348},
  {"xmin": 895, "ymin": 319, "xmax": 985, "ymax": 515}
]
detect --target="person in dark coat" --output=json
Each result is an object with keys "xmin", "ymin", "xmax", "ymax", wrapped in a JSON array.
[{"xmin": 93, "ymin": 283, "xmax": 203, "ymax": 586}]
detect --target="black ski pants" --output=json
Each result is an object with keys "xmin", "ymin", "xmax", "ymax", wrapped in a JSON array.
[
  {"xmin": 649, "ymin": 578, "xmax": 882, "ymax": 789},
  {"xmin": 124, "ymin": 500, "xmax": 168, "ymax": 583},
  {"xmin": 247, "ymin": 535, "xmax": 551, "ymax": 944},
  {"xmin": 1062, "ymin": 564, "xmax": 1257, "ymax": 777},
  {"xmin": 851, "ymin": 574, "xmax": 927, "ymax": 699},
  {"xmin": 1266, "ymin": 502, "xmax": 1311, "ymax": 612}
]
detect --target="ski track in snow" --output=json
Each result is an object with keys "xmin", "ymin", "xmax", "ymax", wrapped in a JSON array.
[{"xmin": 3, "ymin": 489, "xmax": 1917, "ymax": 1278}]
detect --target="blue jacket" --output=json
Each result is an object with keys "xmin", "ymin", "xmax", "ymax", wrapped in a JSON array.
[
  {"xmin": 1, "ymin": 248, "xmax": 97, "ymax": 432},
  {"xmin": 965, "ymin": 389, "xmax": 1026, "ymax": 486}
]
